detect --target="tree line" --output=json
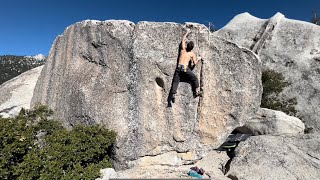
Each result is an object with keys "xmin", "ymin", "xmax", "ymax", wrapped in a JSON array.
[{"xmin": 312, "ymin": 10, "xmax": 320, "ymax": 25}]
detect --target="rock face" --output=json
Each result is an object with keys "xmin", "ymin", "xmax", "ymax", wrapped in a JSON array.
[
  {"xmin": 226, "ymin": 134, "xmax": 320, "ymax": 180},
  {"xmin": 31, "ymin": 20, "xmax": 262, "ymax": 169},
  {"xmin": 235, "ymin": 108, "xmax": 305, "ymax": 135},
  {"xmin": 215, "ymin": 12, "xmax": 320, "ymax": 132},
  {"xmin": 0, "ymin": 66, "xmax": 43, "ymax": 118}
]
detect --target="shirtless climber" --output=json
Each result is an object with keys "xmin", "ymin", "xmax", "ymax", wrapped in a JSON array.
[{"xmin": 170, "ymin": 30, "xmax": 203, "ymax": 103}]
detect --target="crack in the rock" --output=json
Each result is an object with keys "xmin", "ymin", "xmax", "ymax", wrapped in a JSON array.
[
  {"xmin": 313, "ymin": 57, "xmax": 320, "ymax": 62},
  {"xmin": 0, "ymin": 106, "xmax": 18, "ymax": 113},
  {"xmin": 91, "ymin": 41, "xmax": 107, "ymax": 48},
  {"xmin": 306, "ymin": 152, "xmax": 320, "ymax": 160},
  {"xmin": 81, "ymin": 53, "xmax": 109, "ymax": 68},
  {"xmin": 250, "ymin": 14, "xmax": 283, "ymax": 54},
  {"xmin": 155, "ymin": 63, "xmax": 170, "ymax": 76},
  {"xmin": 112, "ymin": 90, "xmax": 128, "ymax": 94},
  {"xmin": 196, "ymin": 60, "xmax": 204, "ymax": 128},
  {"xmin": 223, "ymin": 150, "xmax": 236, "ymax": 175},
  {"xmin": 227, "ymin": 174, "xmax": 239, "ymax": 180}
]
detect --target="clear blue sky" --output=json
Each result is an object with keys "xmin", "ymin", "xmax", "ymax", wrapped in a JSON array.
[{"xmin": 1, "ymin": 0, "xmax": 320, "ymax": 56}]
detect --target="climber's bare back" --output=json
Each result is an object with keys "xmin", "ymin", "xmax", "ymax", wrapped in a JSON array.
[{"xmin": 178, "ymin": 50, "xmax": 196, "ymax": 67}]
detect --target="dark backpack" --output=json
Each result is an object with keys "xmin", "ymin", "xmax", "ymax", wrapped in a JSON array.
[{"xmin": 190, "ymin": 166, "xmax": 205, "ymax": 175}]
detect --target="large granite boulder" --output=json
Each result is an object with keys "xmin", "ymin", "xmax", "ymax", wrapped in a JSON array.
[
  {"xmin": 31, "ymin": 20, "xmax": 262, "ymax": 169},
  {"xmin": 226, "ymin": 134, "xmax": 320, "ymax": 180},
  {"xmin": 235, "ymin": 108, "xmax": 305, "ymax": 135},
  {"xmin": 0, "ymin": 66, "xmax": 43, "ymax": 117},
  {"xmin": 215, "ymin": 12, "xmax": 320, "ymax": 132}
]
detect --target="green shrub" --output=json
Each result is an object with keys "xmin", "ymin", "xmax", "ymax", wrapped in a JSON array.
[
  {"xmin": 0, "ymin": 117, "xmax": 35, "ymax": 179},
  {"xmin": 0, "ymin": 105, "xmax": 116, "ymax": 180},
  {"xmin": 261, "ymin": 69, "xmax": 298, "ymax": 116},
  {"xmin": 18, "ymin": 104, "xmax": 53, "ymax": 121},
  {"xmin": 261, "ymin": 69, "xmax": 289, "ymax": 96}
]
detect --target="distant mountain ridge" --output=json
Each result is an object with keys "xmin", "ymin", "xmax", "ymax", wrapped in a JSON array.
[{"xmin": 0, "ymin": 55, "xmax": 46, "ymax": 85}]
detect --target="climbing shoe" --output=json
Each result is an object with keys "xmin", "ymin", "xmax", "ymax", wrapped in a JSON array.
[
  {"xmin": 171, "ymin": 94, "xmax": 176, "ymax": 103},
  {"xmin": 194, "ymin": 90, "xmax": 203, "ymax": 98}
]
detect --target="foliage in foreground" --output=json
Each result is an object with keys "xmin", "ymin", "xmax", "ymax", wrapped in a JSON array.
[{"xmin": 0, "ymin": 105, "xmax": 116, "ymax": 179}]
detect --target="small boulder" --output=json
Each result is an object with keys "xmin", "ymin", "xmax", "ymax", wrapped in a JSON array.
[
  {"xmin": 235, "ymin": 108, "xmax": 305, "ymax": 135},
  {"xmin": 226, "ymin": 134, "xmax": 320, "ymax": 180},
  {"xmin": 96, "ymin": 168, "xmax": 117, "ymax": 180}
]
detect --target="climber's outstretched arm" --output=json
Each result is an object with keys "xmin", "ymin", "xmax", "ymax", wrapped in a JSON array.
[{"xmin": 181, "ymin": 30, "xmax": 190, "ymax": 50}]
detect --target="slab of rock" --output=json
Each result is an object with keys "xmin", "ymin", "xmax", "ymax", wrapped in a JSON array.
[
  {"xmin": 114, "ymin": 151, "xmax": 229, "ymax": 180},
  {"xmin": 215, "ymin": 12, "xmax": 320, "ymax": 132},
  {"xmin": 226, "ymin": 134, "xmax": 320, "ymax": 180},
  {"xmin": 0, "ymin": 66, "xmax": 43, "ymax": 117},
  {"xmin": 31, "ymin": 20, "xmax": 262, "ymax": 169},
  {"xmin": 235, "ymin": 108, "xmax": 305, "ymax": 135}
]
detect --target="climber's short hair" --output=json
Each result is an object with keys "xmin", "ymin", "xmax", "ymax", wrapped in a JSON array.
[{"xmin": 186, "ymin": 41, "xmax": 194, "ymax": 51}]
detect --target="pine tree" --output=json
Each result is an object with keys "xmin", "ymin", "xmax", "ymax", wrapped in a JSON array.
[{"xmin": 311, "ymin": 10, "xmax": 320, "ymax": 25}]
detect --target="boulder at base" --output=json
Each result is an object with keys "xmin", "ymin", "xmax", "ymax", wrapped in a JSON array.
[
  {"xmin": 235, "ymin": 108, "xmax": 305, "ymax": 135},
  {"xmin": 226, "ymin": 134, "xmax": 320, "ymax": 180}
]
